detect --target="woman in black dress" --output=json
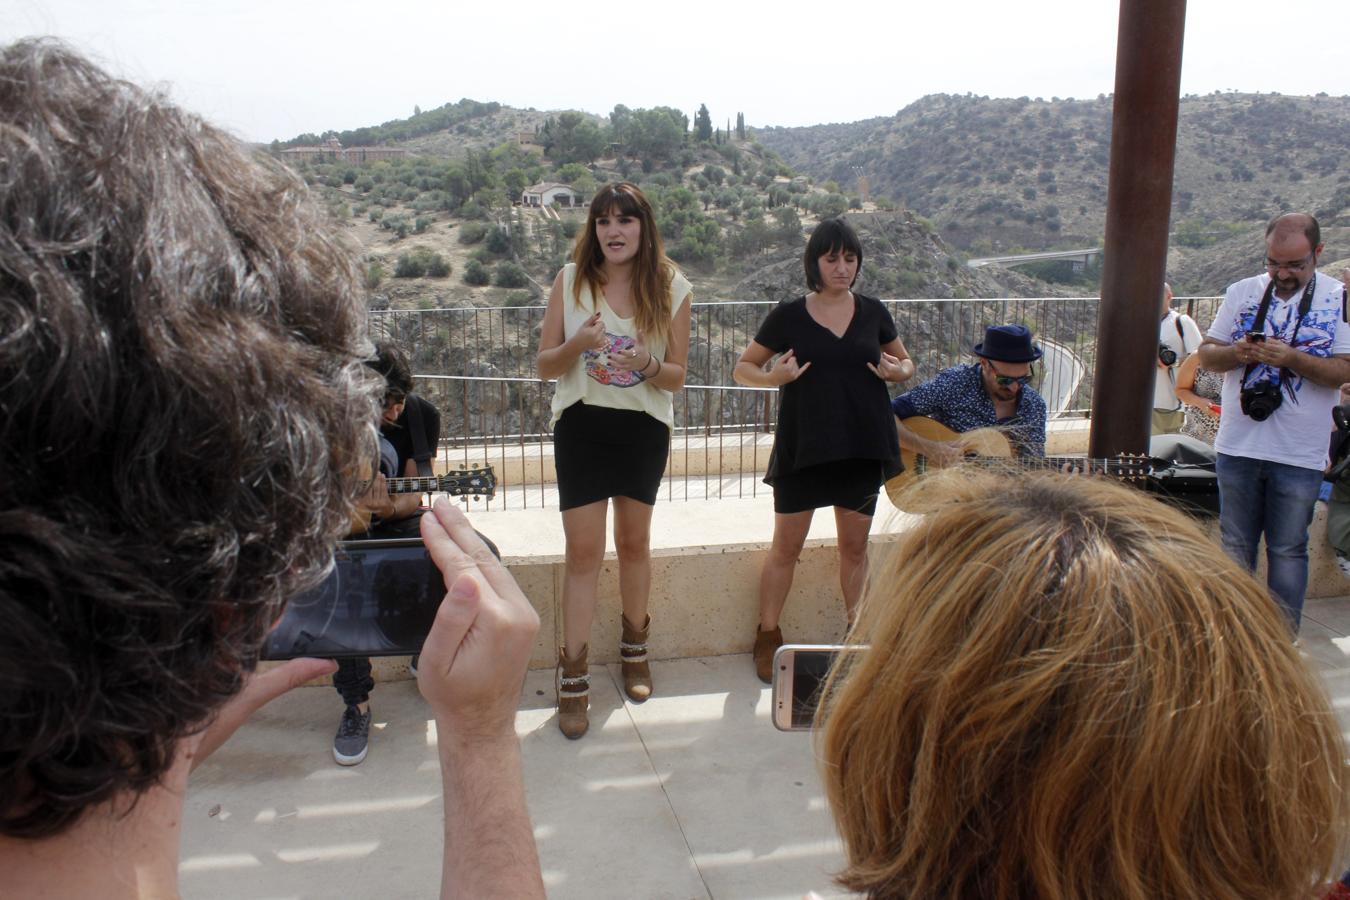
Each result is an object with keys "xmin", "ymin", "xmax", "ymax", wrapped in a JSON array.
[{"xmin": 733, "ymin": 218, "xmax": 913, "ymax": 682}]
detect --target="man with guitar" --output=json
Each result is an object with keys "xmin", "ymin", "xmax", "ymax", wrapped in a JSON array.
[
  {"xmin": 332, "ymin": 343, "xmax": 444, "ymax": 765},
  {"xmin": 890, "ymin": 324, "xmax": 1049, "ymax": 478}
]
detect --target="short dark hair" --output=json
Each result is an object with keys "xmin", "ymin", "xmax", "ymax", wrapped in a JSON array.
[
  {"xmin": 0, "ymin": 39, "xmax": 378, "ymax": 838},
  {"xmin": 370, "ymin": 342, "xmax": 414, "ymax": 396},
  {"xmin": 803, "ymin": 218, "xmax": 863, "ymax": 292},
  {"xmin": 1265, "ymin": 212, "xmax": 1321, "ymax": 250}
]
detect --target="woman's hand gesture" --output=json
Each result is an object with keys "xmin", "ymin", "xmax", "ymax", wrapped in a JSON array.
[
  {"xmin": 611, "ymin": 334, "xmax": 656, "ymax": 375},
  {"xmin": 770, "ymin": 348, "xmax": 811, "ymax": 386},
  {"xmin": 571, "ymin": 311, "xmax": 606, "ymax": 352},
  {"xmin": 868, "ymin": 351, "xmax": 906, "ymax": 382}
]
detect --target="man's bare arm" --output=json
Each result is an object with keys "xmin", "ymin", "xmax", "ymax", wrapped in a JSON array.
[
  {"xmin": 419, "ymin": 501, "xmax": 545, "ymax": 900},
  {"xmin": 1281, "ymin": 352, "xmax": 1350, "ymax": 389},
  {"xmin": 1197, "ymin": 337, "xmax": 1242, "ymax": 373}
]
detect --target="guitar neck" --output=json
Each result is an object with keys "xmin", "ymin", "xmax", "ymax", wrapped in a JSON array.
[{"xmin": 386, "ymin": 476, "xmax": 444, "ymax": 495}]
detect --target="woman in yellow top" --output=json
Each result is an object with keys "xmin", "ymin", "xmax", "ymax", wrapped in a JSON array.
[{"xmin": 536, "ymin": 183, "xmax": 693, "ymax": 739}]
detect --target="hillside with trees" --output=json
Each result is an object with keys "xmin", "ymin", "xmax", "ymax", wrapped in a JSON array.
[
  {"xmin": 756, "ymin": 92, "xmax": 1350, "ymax": 293},
  {"xmin": 276, "ymin": 100, "xmax": 1069, "ymax": 311}
]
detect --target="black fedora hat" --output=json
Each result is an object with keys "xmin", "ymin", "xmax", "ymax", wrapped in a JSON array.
[{"xmin": 972, "ymin": 324, "xmax": 1043, "ymax": 363}]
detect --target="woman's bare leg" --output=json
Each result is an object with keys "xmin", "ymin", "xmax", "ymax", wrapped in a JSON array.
[
  {"xmin": 757, "ymin": 510, "xmax": 814, "ymax": 630},
  {"xmin": 611, "ymin": 496, "xmax": 656, "ymax": 626},
  {"xmin": 834, "ymin": 507, "xmax": 874, "ymax": 624},
  {"xmin": 561, "ymin": 500, "xmax": 608, "ymax": 654}
]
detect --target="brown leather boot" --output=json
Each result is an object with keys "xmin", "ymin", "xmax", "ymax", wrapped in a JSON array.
[
  {"xmin": 620, "ymin": 615, "xmax": 652, "ymax": 703},
  {"xmin": 753, "ymin": 625, "xmax": 783, "ymax": 684},
  {"xmin": 556, "ymin": 645, "xmax": 589, "ymax": 739}
]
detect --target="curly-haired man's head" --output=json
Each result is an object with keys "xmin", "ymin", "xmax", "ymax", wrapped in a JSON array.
[{"xmin": 0, "ymin": 39, "xmax": 379, "ymax": 838}]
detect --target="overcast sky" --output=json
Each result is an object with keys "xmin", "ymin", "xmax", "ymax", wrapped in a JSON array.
[{"xmin": 6, "ymin": 1, "xmax": 1348, "ymax": 144}]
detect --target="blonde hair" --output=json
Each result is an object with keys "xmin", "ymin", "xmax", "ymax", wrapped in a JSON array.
[
  {"xmin": 571, "ymin": 182, "xmax": 674, "ymax": 342},
  {"xmin": 820, "ymin": 469, "xmax": 1349, "ymax": 900}
]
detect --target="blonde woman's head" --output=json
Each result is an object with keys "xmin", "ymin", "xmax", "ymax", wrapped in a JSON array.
[{"xmin": 820, "ymin": 469, "xmax": 1348, "ymax": 900}]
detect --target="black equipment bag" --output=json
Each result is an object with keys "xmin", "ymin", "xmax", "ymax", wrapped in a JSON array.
[{"xmin": 1143, "ymin": 433, "xmax": 1220, "ymax": 518}]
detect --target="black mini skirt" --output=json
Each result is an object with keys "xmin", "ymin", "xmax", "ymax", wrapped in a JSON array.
[
  {"xmin": 771, "ymin": 458, "xmax": 885, "ymax": 516},
  {"xmin": 553, "ymin": 402, "xmax": 670, "ymax": 511}
]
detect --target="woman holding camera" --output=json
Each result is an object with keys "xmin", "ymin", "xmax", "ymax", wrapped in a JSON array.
[
  {"xmin": 733, "ymin": 218, "xmax": 913, "ymax": 682},
  {"xmin": 816, "ymin": 469, "xmax": 1349, "ymax": 899},
  {"xmin": 536, "ymin": 182, "xmax": 692, "ymax": 739}
]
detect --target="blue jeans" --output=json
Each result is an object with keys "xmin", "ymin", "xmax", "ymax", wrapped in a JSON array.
[{"xmin": 1215, "ymin": 453, "xmax": 1323, "ymax": 631}]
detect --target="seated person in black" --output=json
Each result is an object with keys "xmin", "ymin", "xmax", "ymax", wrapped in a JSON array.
[
  {"xmin": 379, "ymin": 345, "xmax": 442, "ymax": 478},
  {"xmin": 331, "ymin": 343, "xmax": 439, "ymax": 765}
]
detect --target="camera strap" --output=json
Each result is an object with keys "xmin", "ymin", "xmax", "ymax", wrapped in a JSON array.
[{"xmin": 1241, "ymin": 275, "xmax": 1316, "ymax": 389}]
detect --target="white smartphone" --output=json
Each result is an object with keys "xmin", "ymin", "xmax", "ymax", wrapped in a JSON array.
[{"xmin": 771, "ymin": 643, "xmax": 863, "ymax": 731}]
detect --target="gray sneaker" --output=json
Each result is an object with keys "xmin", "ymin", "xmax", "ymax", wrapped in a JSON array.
[{"xmin": 333, "ymin": 704, "xmax": 370, "ymax": 766}]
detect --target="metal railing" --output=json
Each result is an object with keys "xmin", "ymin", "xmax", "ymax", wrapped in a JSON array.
[{"xmin": 372, "ymin": 296, "xmax": 1222, "ymax": 509}]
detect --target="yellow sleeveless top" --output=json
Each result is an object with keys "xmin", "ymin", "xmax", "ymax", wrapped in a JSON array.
[{"xmin": 548, "ymin": 262, "xmax": 693, "ymax": 430}]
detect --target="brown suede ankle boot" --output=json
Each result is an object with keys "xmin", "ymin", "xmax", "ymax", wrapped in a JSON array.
[
  {"xmin": 620, "ymin": 615, "xmax": 652, "ymax": 703},
  {"xmin": 753, "ymin": 625, "xmax": 783, "ymax": 684},
  {"xmin": 556, "ymin": 645, "xmax": 589, "ymax": 739}
]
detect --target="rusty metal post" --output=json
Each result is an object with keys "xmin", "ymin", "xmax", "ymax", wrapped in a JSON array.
[{"xmin": 1089, "ymin": 0, "xmax": 1187, "ymax": 460}]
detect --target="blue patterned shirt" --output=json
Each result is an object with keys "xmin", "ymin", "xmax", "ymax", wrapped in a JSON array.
[{"xmin": 891, "ymin": 363, "xmax": 1047, "ymax": 457}]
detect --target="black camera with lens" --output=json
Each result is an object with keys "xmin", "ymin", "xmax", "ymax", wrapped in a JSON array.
[
  {"xmin": 1240, "ymin": 381, "xmax": 1283, "ymax": 421},
  {"xmin": 1157, "ymin": 343, "xmax": 1178, "ymax": 367}
]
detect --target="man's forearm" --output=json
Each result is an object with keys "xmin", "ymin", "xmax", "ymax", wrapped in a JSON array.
[
  {"xmin": 1198, "ymin": 342, "xmax": 1241, "ymax": 373},
  {"xmin": 438, "ymin": 731, "xmax": 543, "ymax": 900},
  {"xmin": 1284, "ymin": 352, "xmax": 1350, "ymax": 389}
]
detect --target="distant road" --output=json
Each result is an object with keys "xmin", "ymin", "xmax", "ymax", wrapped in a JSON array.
[
  {"xmin": 967, "ymin": 248, "xmax": 1102, "ymax": 269},
  {"xmin": 1038, "ymin": 338, "xmax": 1085, "ymax": 417}
]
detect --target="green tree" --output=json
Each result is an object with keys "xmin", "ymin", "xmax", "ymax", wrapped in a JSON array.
[
  {"xmin": 549, "ymin": 111, "xmax": 606, "ymax": 164},
  {"xmin": 365, "ymin": 261, "xmax": 385, "ymax": 290},
  {"xmin": 623, "ymin": 107, "xmax": 688, "ymax": 162},
  {"xmin": 493, "ymin": 261, "xmax": 530, "ymax": 288},
  {"xmin": 735, "ymin": 112, "xmax": 745, "ymax": 140},
  {"xmin": 485, "ymin": 227, "xmax": 511, "ymax": 255},
  {"xmin": 463, "ymin": 259, "xmax": 491, "ymax": 285},
  {"xmin": 458, "ymin": 222, "xmax": 488, "ymax": 244},
  {"xmin": 695, "ymin": 103, "xmax": 712, "ymax": 142}
]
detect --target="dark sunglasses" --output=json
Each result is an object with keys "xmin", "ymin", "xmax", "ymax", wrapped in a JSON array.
[
  {"xmin": 383, "ymin": 390, "xmax": 407, "ymax": 406},
  {"xmin": 986, "ymin": 360, "xmax": 1034, "ymax": 387}
]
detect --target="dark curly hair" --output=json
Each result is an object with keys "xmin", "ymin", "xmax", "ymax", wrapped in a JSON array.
[{"xmin": 0, "ymin": 39, "xmax": 379, "ymax": 838}]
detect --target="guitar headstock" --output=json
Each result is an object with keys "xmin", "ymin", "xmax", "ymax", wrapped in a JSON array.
[
  {"xmin": 438, "ymin": 464, "xmax": 497, "ymax": 502},
  {"xmin": 1107, "ymin": 453, "xmax": 1153, "ymax": 482}
]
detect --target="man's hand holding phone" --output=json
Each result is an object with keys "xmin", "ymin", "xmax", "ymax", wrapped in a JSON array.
[{"xmin": 417, "ymin": 498, "xmax": 539, "ymax": 740}]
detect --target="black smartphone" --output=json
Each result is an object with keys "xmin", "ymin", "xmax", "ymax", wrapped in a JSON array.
[
  {"xmin": 771, "ymin": 644, "xmax": 866, "ymax": 731},
  {"xmin": 260, "ymin": 537, "xmax": 445, "ymax": 660}
]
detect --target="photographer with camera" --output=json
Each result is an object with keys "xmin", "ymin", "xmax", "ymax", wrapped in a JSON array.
[
  {"xmin": 1153, "ymin": 283, "xmax": 1202, "ymax": 434},
  {"xmin": 1197, "ymin": 214, "xmax": 1350, "ymax": 631}
]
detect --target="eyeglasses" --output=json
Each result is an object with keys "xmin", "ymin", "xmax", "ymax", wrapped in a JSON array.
[
  {"xmin": 1265, "ymin": 254, "xmax": 1313, "ymax": 274},
  {"xmin": 985, "ymin": 359, "xmax": 1034, "ymax": 387},
  {"xmin": 383, "ymin": 391, "xmax": 407, "ymax": 407}
]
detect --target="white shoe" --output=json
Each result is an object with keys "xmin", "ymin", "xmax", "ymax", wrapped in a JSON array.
[{"xmin": 1338, "ymin": 555, "xmax": 1350, "ymax": 579}]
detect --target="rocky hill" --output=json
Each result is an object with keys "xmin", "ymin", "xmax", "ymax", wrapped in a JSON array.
[{"xmin": 756, "ymin": 92, "xmax": 1350, "ymax": 292}]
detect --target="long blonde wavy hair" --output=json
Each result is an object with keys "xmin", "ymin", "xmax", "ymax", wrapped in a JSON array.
[{"xmin": 819, "ymin": 468, "xmax": 1349, "ymax": 900}]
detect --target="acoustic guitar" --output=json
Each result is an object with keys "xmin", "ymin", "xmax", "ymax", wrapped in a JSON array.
[
  {"xmin": 886, "ymin": 416, "xmax": 1149, "ymax": 507},
  {"xmin": 350, "ymin": 464, "xmax": 496, "ymax": 534}
]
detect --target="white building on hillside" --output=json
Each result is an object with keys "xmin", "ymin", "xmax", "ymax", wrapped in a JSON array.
[{"xmin": 521, "ymin": 182, "xmax": 587, "ymax": 208}]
